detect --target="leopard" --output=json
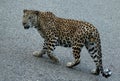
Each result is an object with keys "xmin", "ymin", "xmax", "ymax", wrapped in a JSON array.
[{"xmin": 22, "ymin": 9, "xmax": 112, "ymax": 78}]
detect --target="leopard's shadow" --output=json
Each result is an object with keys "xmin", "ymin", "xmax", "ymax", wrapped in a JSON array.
[
  {"xmin": 34, "ymin": 55, "xmax": 95, "ymax": 75},
  {"xmin": 33, "ymin": 55, "xmax": 104, "ymax": 81}
]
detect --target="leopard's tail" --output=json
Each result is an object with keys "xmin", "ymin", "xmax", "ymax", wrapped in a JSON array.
[{"xmin": 99, "ymin": 66, "xmax": 112, "ymax": 78}]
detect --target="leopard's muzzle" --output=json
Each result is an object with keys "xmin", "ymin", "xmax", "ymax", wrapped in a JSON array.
[{"xmin": 23, "ymin": 22, "xmax": 30, "ymax": 29}]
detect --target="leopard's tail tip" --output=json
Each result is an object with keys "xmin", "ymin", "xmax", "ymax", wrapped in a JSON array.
[{"xmin": 102, "ymin": 68, "xmax": 112, "ymax": 78}]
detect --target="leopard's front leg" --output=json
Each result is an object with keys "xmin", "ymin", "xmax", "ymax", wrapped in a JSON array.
[
  {"xmin": 46, "ymin": 38, "xmax": 59, "ymax": 63},
  {"xmin": 33, "ymin": 40, "xmax": 47, "ymax": 57}
]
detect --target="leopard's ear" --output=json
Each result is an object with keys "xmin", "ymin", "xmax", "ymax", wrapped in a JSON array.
[
  {"xmin": 23, "ymin": 9, "xmax": 27, "ymax": 13},
  {"xmin": 34, "ymin": 11, "xmax": 39, "ymax": 15}
]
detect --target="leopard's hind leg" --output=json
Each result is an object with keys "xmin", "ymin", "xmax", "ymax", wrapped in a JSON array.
[
  {"xmin": 85, "ymin": 33, "xmax": 111, "ymax": 78},
  {"xmin": 85, "ymin": 39, "xmax": 101, "ymax": 75}
]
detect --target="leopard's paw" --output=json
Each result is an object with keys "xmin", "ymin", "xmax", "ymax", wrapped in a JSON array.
[
  {"xmin": 33, "ymin": 51, "xmax": 43, "ymax": 57},
  {"xmin": 91, "ymin": 69, "xmax": 99, "ymax": 75},
  {"xmin": 66, "ymin": 62, "xmax": 74, "ymax": 68},
  {"xmin": 66, "ymin": 59, "xmax": 80, "ymax": 68}
]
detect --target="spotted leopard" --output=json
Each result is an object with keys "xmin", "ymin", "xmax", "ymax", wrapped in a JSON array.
[{"xmin": 22, "ymin": 9, "xmax": 112, "ymax": 78}]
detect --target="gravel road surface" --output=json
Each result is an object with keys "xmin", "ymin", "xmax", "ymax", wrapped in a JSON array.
[{"xmin": 0, "ymin": 0, "xmax": 120, "ymax": 81}]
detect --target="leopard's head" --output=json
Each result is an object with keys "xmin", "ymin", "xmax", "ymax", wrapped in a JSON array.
[{"xmin": 22, "ymin": 9, "xmax": 39, "ymax": 29}]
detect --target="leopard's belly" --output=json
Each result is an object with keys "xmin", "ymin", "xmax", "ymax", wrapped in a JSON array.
[{"xmin": 56, "ymin": 38, "xmax": 72, "ymax": 47}]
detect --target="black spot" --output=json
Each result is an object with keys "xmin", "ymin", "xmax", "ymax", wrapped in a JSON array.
[
  {"xmin": 77, "ymin": 40, "xmax": 81, "ymax": 43},
  {"xmin": 63, "ymin": 40, "xmax": 66, "ymax": 44},
  {"xmin": 64, "ymin": 44, "xmax": 68, "ymax": 47},
  {"xmin": 90, "ymin": 42, "xmax": 94, "ymax": 45},
  {"xmin": 67, "ymin": 41, "xmax": 71, "ymax": 44},
  {"xmin": 73, "ymin": 47, "xmax": 80, "ymax": 51},
  {"xmin": 93, "ymin": 55, "xmax": 97, "ymax": 59},
  {"xmin": 94, "ymin": 60, "xmax": 98, "ymax": 62},
  {"xmin": 91, "ymin": 49, "xmax": 97, "ymax": 54},
  {"xmin": 89, "ymin": 47, "xmax": 94, "ymax": 52},
  {"xmin": 80, "ymin": 38, "xmax": 83, "ymax": 41},
  {"xmin": 59, "ymin": 40, "xmax": 62, "ymax": 45},
  {"xmin": 43, "ymin": 47, "xmax": 47, "ymax": 50},
  {"xmin": 80, "ymin": 44, "xmax": 84, "ymax": 48},
  {"xmin": 68, "ymin": 44, "xmax": 71, "ymax": 47},
  {"xmin": 48, "ymin": 47, "xmax": 54, "ymax": 51},
  {"xmin": 74, "ymin": 50, "xmax": 80, "ymax": 53},
  {"xmin": 49, "ymin": 41, "xmax": 56, "ymax": 44}
]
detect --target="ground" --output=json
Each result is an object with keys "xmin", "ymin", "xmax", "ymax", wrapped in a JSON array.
[{"xmin": 0, "ymin": 0, "xmax": 120, "ymax": 81}]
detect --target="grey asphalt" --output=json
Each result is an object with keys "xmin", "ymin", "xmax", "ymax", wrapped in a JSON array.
[{"xmin": 0, "ymin": 0, "xmax": 120, "ymax": 81}]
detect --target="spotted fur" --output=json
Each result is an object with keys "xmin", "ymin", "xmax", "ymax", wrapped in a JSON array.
[{"xmin": 22, "ymin": 9, "xmax": 111, "ymax": 78}]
